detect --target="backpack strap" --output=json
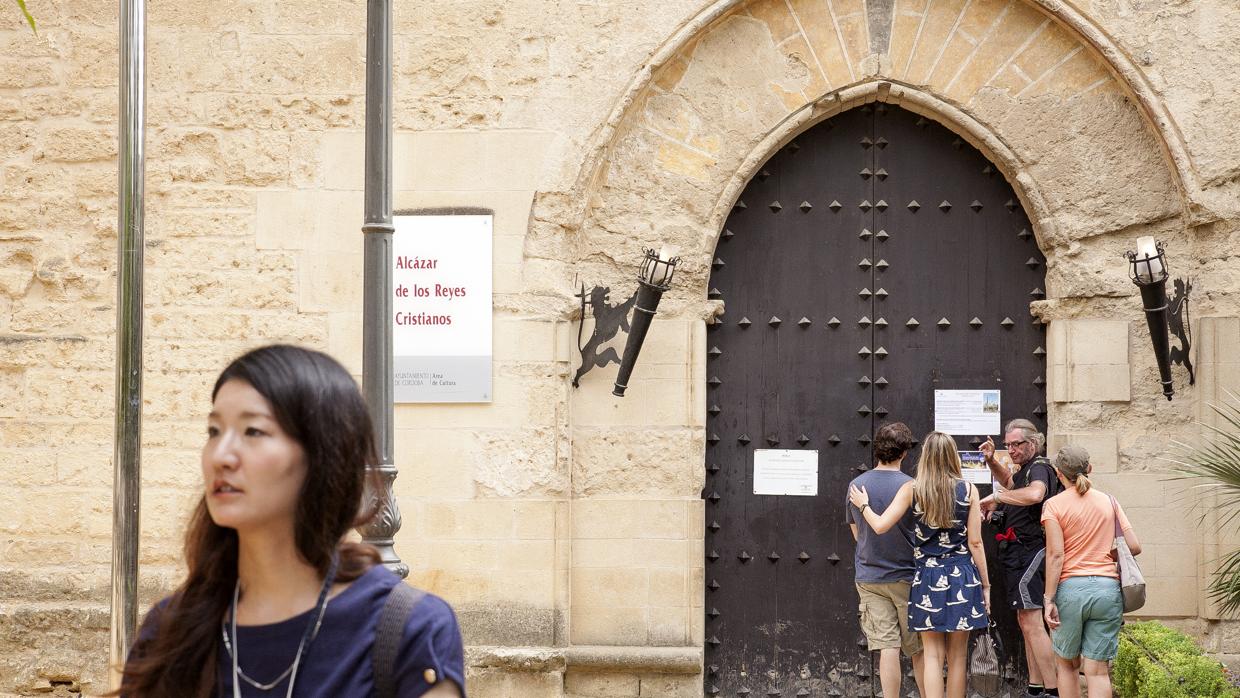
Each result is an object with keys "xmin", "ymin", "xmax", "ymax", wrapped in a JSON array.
[{"xmin": 373, "ymin": 582, "xmax": 426, "ymax": 698}]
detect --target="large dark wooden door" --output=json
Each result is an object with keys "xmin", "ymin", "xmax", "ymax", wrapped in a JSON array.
[{"xmin": 705, "ymin": 104, "xmax": 1047, "ymax": 697}]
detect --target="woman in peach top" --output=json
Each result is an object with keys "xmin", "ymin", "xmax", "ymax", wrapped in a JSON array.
[{"xmin": 1041, "ymin": 445, "xmax": 1142, "ymax": 698}]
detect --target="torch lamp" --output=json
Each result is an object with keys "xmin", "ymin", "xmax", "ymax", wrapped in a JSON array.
[
  {"xmin": 612, "ymin": 247, "xmax": 680, "ymax": 397},
  {"xmin": 1125, "ymin": 236, "xmax": 1194, "ymax": 401}
]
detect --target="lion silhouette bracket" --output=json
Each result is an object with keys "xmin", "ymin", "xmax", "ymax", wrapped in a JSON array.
[
  {"xmin": 1168, "ymin": 277, "xmax": 1195, "ymax": 385},
  {"xmin": 572, "ymin": 283, "xmax": 637, "ymax": 388}
]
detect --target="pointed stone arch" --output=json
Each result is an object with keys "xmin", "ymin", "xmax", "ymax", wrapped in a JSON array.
[{"xmin": 569, "ymin": 0, "xmax": 1190, "ymax": 302}]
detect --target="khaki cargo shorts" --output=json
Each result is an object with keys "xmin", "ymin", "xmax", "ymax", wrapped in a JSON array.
[{"xmin": 856, "ymin": 581, "xmax": 923, "ymax": 656}]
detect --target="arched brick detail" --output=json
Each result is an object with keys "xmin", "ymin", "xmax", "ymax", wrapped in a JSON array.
[{"xmin": 572, "ymin": 0, "xmax": 1187, "ymax": 303}]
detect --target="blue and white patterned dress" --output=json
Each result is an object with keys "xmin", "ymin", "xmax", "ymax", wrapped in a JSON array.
[{"xmin": 908, "ymin": 479, "xmax": 989, "ymax": 633}]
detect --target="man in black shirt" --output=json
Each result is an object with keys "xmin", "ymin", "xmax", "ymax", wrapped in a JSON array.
[{"xmin": 979, "ymin": 418, "xmax": 1060, "ymax": 697}]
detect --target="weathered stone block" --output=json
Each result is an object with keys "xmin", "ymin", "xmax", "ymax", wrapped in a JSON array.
[
  {"xmin": 570, "ymin": 378, "xmax": 691, "ymax": 427},
  {"xmin": 1124, "ymin": 506, "xmax": 1194, "ymax": 543},
  {"xmin": 468, "ymin": 666, "xmax": 564, "ymax": 698},
  {"xmin": 571, "ymin": 607, "xmax": 648, "ymax": 646},
  {"xmin": 320, "ymin": 131, "xmax": 365, "ymax": 191},
  {"xmin": 515, "ymin": 500, "xmax": 558, "ymax": 540},
  {"xmin": 647, "ymin": 606, "xmax": 690, "ymax": 646},
  {"xmin": 1012, "ymin": 22, "xmax": 1078, "ymax": 83},
  {"xmin": 456, "ymin": 605, "xmax": 559, "ymax": 647},
  {"xmin": 648, "ymin": 569, "xmax": 687, "ymax": 608},
  {"xmin": 39, "ymin": 127, "xmax": 116, "ymax": 163},
  {"xmin": 573, "ymin": 568, "xmax": 648, "ymax": 608},
  {"xmin": 1090, "ymin": 473, "xmax": 1166, "ymax": 508},
  {"xmin": 1049, "ymin": 320, "xmax": 1131, "ymax": 402},
  {"xmin": 1046, "ymin": 432, "xmax": 1119, "ymax": 473},
  {"xmin": 572, "ymin": 427, "xmax": 701, "ymax": 497},
  {"xmin": 565, "ymin": 671, "xmax": 640, "ymax": 697},
  {"xmin": 1139, "ymin": 576, "xmax": 1198, "ymax": 617},
  {"xmin": 494, "ymin": 319, "xmax": 558, "ymax": 363},
  {"xmin": 472, "ymin": 428, "xmax": 565, "ymax": 497},
  {"xmin": 406, "ymin": 568, "xmax": 555, "ymax": 608},
  {"xmin": 327, "ymin": 310, "xmax": 363, "ymax": 374},
  {"xmin": 393, "ymin": 130, "xmax": 555, "ymax": 192},
  {"xmin": 788, "ymin": 0, "xmax": 852, "ymax": 87},
  {"xmin": 423, "ymin": 500, "xmax": 517, "ymax": 540},
  {"xmin": 309, "ymin": 190, "xmax": 365, "ymax": 252},
  {"xmin": 746, "ymin": 0, "xmax": 800, "ymax": 43},
  {"xmin": 393, "ymin": 427, "xmax": 479, "ymax": 500},
  {"xmin": 1147, "ymin": 542, "xmax": 1200, "ymax": 579},
  {"xmin": 944, "ymin": 3, "xmax": 1042, "ymax": 101},
  {"xmin": 573, "ymin": 538, "xmax": 691, "ymax": 571},
  {"xmin": 297, "ymin": 249, "xmax": 363, "ymax": 312},
  {"xmin": 1025, "ymin": 45, "xmax": 1109, "ymax": 98},
  {"xmin": 904, "ymin": 0, "xmax": 967, "ymax": 84},
  {"xmin": 256, "ymin": 190, "xmax": 316, "ymax": 251},
  {"xmin": 499, "ymin": 540, "xmax": 557, "ymax": 572},
  {"xmin": 425, "ymin": 541, "xmax": 502, "ymax": 571},
  {"xmin": 638, "ymin": 673, "xmax": 702, "ymax": 697},
  {"xmin": 571, "ymin": 500, "xmax": 687, "ymax": 540}
]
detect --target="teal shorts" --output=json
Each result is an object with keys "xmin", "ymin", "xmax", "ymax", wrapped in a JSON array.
[{"xmin": 1052, "ymin": 576, "xmax": 1123, "ymax": 661}]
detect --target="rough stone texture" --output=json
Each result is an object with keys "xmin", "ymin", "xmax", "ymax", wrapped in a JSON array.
[{"xmin": 3, "ymin": 0, "xmax": 1240, "ymax": 695}]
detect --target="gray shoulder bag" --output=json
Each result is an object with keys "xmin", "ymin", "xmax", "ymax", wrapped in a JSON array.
[
  {"xmin": 373, "ymin": 582, "xmax": 426, "ymax": 698},
  {"xmin": 1110, "ymin": 495, "xmax": 1146, "ymax": 612}
]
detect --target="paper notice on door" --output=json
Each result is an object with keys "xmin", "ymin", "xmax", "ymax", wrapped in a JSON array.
[
  {"xmin": 958, "ymin": 450, "xmax": 1014, "ymax": 485},
  {"xmin": 934, "ymin": 389, "xmax": 1001, "ymax": 436},
  {"xmin": 959, "ymin": 451, "xmax": 994, "ymax": 484},
  {"xmin": 753, "ymin": 449, "xmax": 818, "ymax": 496}
]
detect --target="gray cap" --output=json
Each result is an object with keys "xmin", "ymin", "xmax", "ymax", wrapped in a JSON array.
[{"xmin": 1055, "ymin": 444, "xmax": 1091, "ymax": 478}]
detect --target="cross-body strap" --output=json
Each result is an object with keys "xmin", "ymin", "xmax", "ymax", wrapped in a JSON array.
[{"xmin": 374, "ymin": 582, "xmax": 426, "ymax": 698}]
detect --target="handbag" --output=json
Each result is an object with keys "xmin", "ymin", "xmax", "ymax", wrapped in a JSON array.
[
  {"xmin": 1110, "ymin": 495, "xmax": 1146, "ymax": 612},
  {"xmin": 969, "ymin": 623, "xmax": 1003, "ymax": 696}
]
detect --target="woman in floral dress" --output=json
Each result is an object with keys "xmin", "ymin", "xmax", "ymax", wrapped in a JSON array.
[{"xmin": 850, "ymin": 431, "xmax": 991, "ymax": 698}]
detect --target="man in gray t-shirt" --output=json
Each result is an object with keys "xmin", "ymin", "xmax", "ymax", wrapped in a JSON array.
[{"xmin": 846, "ymin": 422, "xmax": 925, "ymax": 698}]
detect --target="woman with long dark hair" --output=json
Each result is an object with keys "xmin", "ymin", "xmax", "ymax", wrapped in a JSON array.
[{"xmin": 119, "ymin": 345, "xmax": 464, "ymax": 697}]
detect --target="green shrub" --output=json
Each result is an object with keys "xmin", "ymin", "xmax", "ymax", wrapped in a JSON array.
[{"xmin": 1114, "ymin": 621, "xmax": 1238, "ymax": 697}]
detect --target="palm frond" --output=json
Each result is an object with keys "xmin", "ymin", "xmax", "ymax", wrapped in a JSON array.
[
  {"xmin": 13, "ymin": 0, "xmax": 35, "ymax": 33},
  {"xmin": 1208, "ymin": 548, "xmax": 1240, "ymax": 616},
  {"xmin": 1174, "ymin": 393, "xmax": 1240, "ymax": 616}
]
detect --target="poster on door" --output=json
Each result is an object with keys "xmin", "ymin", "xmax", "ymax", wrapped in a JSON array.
[
  {"xmin": 933, "ymin": 389, "xmax": 1001, "ymax": 436},
  {"xmin": 753, "ymin": 449, "xmax": 819, "ymax": 496},
  {"xmin": 392, "ymin": 214, "xmax": 492, "ymax": 403}
]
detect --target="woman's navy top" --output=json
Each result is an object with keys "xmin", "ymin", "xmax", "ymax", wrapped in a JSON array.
[{"xmin": 133, "ymin": 565, "xmax": 466, "ymax": 697}]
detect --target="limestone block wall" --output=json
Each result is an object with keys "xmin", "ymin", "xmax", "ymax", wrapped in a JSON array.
[{"xmin": 2, "ymin": 0, "xmax": 1240, "ymax": 695}]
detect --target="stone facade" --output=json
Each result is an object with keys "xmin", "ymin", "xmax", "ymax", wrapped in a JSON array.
[{"xmin": 1, "ymin": 0, "xmax": 1239, "ymax": 695}]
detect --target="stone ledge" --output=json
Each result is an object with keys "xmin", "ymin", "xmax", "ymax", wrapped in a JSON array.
[{"xmin": 466, "ymin": 645, "xmax": 702, "ymax": 675}]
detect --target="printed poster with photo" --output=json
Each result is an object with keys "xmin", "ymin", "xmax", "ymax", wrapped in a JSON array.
[
  {"xmin": 958, "ymin": 449, "xmax": 1014, "ymax": 485},
  {"xmin": 934, "ymin": 389, "xmax": 1001, "ymax": 436}
]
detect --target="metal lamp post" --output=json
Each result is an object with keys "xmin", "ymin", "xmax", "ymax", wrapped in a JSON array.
[
  {"xmin": 109, "ymin": 0, "xmax": 145, "ymax": 685},
  {"xmin": 612, "ymin": 248, "xmax": 679, "ymax": 397},
  {"xmin": 358, "ymin": 0, "xmax": 405, "ymax": 576},
  {"xmin": 1125, "ymin": 236, "xmax": 1194, "ymax": 401}
]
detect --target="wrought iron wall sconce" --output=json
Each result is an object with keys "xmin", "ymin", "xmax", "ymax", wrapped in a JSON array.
[
  {"xmin": 573, "ymin": 247, "xmax": 680, "ymax": 396},
  {"xmin": 1125, "ymin": 236, "xmax": 1194, "ymax": 400}
]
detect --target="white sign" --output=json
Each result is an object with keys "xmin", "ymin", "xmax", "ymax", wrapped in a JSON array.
[
  {"xmin": 753, "ymin": 449, "xmax": 818, "ymax": 496},
  {"xmin": 934, "ymin": 389, "xmax": 1001, "ymax": 436},
  {"xmin": 392, "ymin": 214, "xmax": 492, "ymax": 403}
]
